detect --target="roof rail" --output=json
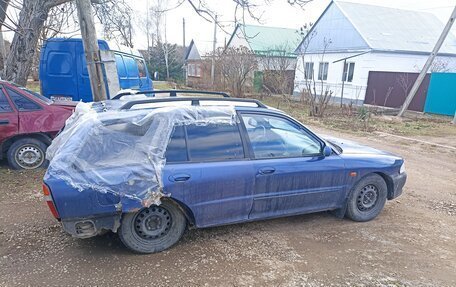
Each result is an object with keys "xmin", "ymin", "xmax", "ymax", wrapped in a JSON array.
[
  {"xmin": 112, "ymin": 89, "xmax": 230, "ymax": 100},
  {"xmin": 119, "ymin": 97, "xmax": 267, "ymax": 110}
]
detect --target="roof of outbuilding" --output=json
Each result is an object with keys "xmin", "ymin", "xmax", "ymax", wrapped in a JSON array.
[
  {"xmin": 297, "ymin": 1, "xmax": 456, "ymax": 55},
  {"xmin": 228, "ymin": 24, "xmax": 302, "ymax": 57}
]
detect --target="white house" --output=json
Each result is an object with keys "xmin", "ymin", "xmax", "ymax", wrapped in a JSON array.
[{"xmin": 293, "ymin": 1, "xmax": 456, "ymax": 103}]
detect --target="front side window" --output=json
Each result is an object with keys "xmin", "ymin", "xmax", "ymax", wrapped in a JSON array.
[
  {"xmin": 135, "ymin": 59, "xmax": 147, "ymax": 78},
  {"xmin": 242, "ymin": 113, "xmax": 321, "ymax": 159},
  {"xmin": 318, "ymin": 62, "xmax": 329, "ymax": 81},
  {"xmin": 6, "ymin": 88, "xmax": 41, "ymax": 111},
  {"xmin": 342, "ymin": 62, "xmax": 355, "ymax": 82},
  {"xmin": 0, "ymin": 88, "xmax": 13, "ymax": 112},
  {"xmin": 186, "ymin": 123, "xmax": 244, "ymax": 162},
  {"xmin": 304, "ymin": 62, "xmax": 314, "ymax": 80}
]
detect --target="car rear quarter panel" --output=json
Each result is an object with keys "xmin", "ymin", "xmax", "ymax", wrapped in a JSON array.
[{"xmin": 18, "ymin": 105, "xmax": 72, "ymax": 135}]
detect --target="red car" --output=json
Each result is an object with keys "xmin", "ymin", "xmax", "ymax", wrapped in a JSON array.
[{"xmin": 0, "ymin": 81, "xmax": 75, "ymax": 169}]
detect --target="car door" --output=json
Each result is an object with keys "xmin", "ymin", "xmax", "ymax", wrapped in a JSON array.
[
  {"xmin": 0, "ymin": 87, "xmax": 18, "ymax": 143},
  {"xmin": 162, "ymin": 123, "xmax": 256, "ymax": 228},
  {"xmin": 239, "ymin": 112, "xmax": 347, "ymax": 220},
  {"xmin": 4, "ymin": 87, "xmax": 46, "ymax": 134}
]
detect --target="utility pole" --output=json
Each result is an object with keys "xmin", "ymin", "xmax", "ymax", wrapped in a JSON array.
[
  {"xmin": 76, "ymin": 0, "xmax": 108, "ymax": 102},
  {"xmin": 211, "ymin": 15, "xmax": 217, "ymax": 87},
  {"xmin": 183, "ymin": 18, "xmax": 186, "ymax": 48},
  {"xmin": 398, "ymin": 5, "xmax": 456, "ymax": 117},
  {"xmin": 452, "ymin": 109, "xmax": 456, "ymax": 124}
]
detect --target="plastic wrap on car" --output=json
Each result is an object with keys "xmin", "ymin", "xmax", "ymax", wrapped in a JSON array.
[{"xmin": 45, "ymin": 102, "xmax": 238, "ymax": 207}]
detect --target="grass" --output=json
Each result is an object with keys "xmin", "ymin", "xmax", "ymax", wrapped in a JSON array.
[
  {"xmin": 259, "ymin": 95, "xmax": 456, "ymax": 138},
  {"xmin": 26, "ymin": 81, "xmax": 40, "ymax": 93},
  {"xmin": 153, "ymin": 81, "xmax": 176, "ymax": 90}
]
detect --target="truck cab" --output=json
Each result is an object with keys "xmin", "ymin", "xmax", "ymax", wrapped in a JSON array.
[{"xmin": 39, "ymin": 38, "xmax": 153, "ymax": 102}]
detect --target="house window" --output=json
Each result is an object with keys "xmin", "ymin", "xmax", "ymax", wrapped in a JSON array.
[
  {"xmin": 318, "ymin": 62, "xmax": 329, "ymax": 81},
  {"xmin": 188, "ymin": 63, "xmax": 201, "ymax": 77},
  {"xmin": 342, "ymin": 62, "xmax": 355, "ymax": 82},
  {"xmin": 304, "ymin": 62, "xmax": 314, "ymax": 80}
]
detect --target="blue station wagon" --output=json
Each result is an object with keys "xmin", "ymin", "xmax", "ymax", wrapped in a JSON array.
[{"xmin": 43, "ymin": 93, "xmax": 406, "ymax": 253}]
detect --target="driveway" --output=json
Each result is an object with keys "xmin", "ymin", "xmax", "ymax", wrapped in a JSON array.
[{"xmin": 0, "ymin": 127, "xmax": 455, "ymax": 286}]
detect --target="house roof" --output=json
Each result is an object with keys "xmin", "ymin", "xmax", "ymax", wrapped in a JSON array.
[
  {"xmin": 184, "ymin": 39, "xmax": 201, "ymax": 61},
  {"xmin": 227, "ymin": 24, "xmax": 302, "ymax": 57},
  {"xmin": 296, "ymin": 1, "xmax": 456, "ymax": 56}
]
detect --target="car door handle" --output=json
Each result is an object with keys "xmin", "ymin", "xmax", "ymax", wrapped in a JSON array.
[
  {"xmin": 258, "ymin": 167, "xmax": 276, "ymax": 175},
  {"xmin": 169, "ymin": 174, "xmax": 191, "ymax": 182},
  {"xmin": 0, "ymin": 119, "xmax": 9, "ymax": 125}
]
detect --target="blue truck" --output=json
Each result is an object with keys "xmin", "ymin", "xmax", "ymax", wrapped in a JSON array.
[{"xmin": 39, "ymin": 38, "xmax": 153, "ymax": 102}]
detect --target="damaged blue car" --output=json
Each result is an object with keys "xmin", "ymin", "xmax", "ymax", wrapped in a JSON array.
[{"xmin": 43, "ymin": 92, "xmax": 406, "ymax": 254}]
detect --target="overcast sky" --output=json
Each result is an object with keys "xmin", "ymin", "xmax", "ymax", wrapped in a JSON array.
[{"xmin": 127, "ymin": 0, "xmax": 456, "ymax": 54}]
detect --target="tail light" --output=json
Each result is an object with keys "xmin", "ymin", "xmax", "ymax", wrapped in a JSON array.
[{"xmin": 43, "ymin": 183, "xmax": 60, "ymax": 219}]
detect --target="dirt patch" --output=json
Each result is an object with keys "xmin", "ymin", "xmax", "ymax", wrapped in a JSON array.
[{"xmin": 0, "ymin": 127, "xmax": 455, "ymax": 286}]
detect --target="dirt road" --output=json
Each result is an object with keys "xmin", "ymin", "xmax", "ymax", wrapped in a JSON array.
[{"xmin": 0, "ymin": 128, "xmax": 455, "ymax": 286}]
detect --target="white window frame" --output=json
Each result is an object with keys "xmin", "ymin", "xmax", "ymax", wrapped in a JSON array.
[
  {"xmin": 318, "ymin": 62, "xmax": 329, "ymax": 81},
  {"xmin": 342, "ymin": 62, "xmax": 355, "ymax": 82},
  {"xmin": 304, "ymin": 62, "xmax": 314, "ymax": 80}
]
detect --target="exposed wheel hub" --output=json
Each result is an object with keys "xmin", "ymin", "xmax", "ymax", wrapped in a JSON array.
[
  {"xmin": 16, "ymin": 145, "xmax": 44, "ymax": 169},
  {"xmin": 357, "ymin": 184, "xmax": 378, "ymax": 211},
  {"xmin": 134, "ymin": 207, "xmax": 172, "ymax": 239}
]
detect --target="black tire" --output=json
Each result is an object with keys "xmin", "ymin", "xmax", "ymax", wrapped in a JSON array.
[
  {"xmin": 346, "ymin": 174, "xmax": 387, "ymax": 222},
  {"xmin": 7, "ymin": 138, "xmax": 48, "ymax": 170},
  {"xmin": 119, "ymin": 201, "xmax": 186, "ymax": 254}
]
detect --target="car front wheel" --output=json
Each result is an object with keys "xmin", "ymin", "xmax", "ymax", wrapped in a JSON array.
[
  {"xmin": 346, "ymin": 174, "xmax": 387, "ymax": 222},
  {"xmin": 119, "ymin": 201, "xmax": 187, "ymax": 254},
  {"xmin": 7, "ymin": 138, "xmax": 48, "ymax": 170}
]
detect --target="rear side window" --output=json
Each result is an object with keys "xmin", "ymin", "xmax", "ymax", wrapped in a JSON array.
[
  {"xmin": 115, "ymin": 54, "xmax": 127, "ymax": 78},
  {"xmin": 124, "ymin": 56, "xmax": 139, "ymax": 77},
  {"xmin": 186, "ymin": 123, "xmax": 244, "ymax": 162},
  {"xmin": 165, "ymin": 126, "xmax": 188, "ymax": 163},
  {"xmin": 6, "ymin": 88, "xmax": 41, "ymax": 111},
  {"xmin": 0, "ymin": 88, "xmax": 13, "ymax": 112}
]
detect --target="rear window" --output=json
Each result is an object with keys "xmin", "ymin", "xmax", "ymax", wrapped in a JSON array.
[
  {"xmin": 6, "ymin": 88, "xmax": 41, "ymax": 111},
  {"xmin": 186, "ymin": 123, "xmax": 244, "ymax": 162}
]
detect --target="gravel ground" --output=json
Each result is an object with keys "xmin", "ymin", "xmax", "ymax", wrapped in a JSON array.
[{"xmin": 0, "ymin": 128, "xmax": 455, "ymax": 287}]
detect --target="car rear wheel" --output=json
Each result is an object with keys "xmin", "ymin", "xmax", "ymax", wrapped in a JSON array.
[
  {"xmin": 346, "ymin": 174, "xmax": 387, "ymax": 222},
  {"xmin": 7, "ymin": 138, "xmax": 48, "ymax": 170},
  {"xmin": 119, "ymin": 201, "xmax": 186, "ymax": 254}
]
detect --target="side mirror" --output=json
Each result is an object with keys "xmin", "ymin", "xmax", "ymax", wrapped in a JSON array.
[{"xmin": 322, "ymin": 146, "xmax": 332, "ymax": 157}]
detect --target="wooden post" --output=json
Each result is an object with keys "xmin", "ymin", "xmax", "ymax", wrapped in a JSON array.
[
  {"xmin": 75, "ymin": 0, "xmax": 108, "ymax": 102},
  {"xmin": 398, "ymin": 6, "xmax": 456, "ymax": 117},
  {"xmin": 211, "ymin": 15, "xmax": 217, "ymax": 87}
]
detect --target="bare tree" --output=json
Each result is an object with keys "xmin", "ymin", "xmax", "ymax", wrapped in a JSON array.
[
  {"xmin": 297, "ymin": 24, "xmax": 333, "ymax": 117},
  {"xmin": 0, "ymin": 0, "xmax": 11, "ymax": 71},
  {"xmin": 2, "ymin": 0, "xmax": 71, "ymax": 86},
  {"xmin": 93, "ymin": 0, "xmax": 134, "ymax": 48},
  {"xmin": 259, "ymin": 45, "xmax": 296, "ymax": 95},
  {"xmin": 216, "ymin": 46, "xmax": 257, "ymax": 98},
  {"xmin": 397, "ymin": 73, "xmax": 412, "ymax": 105}
]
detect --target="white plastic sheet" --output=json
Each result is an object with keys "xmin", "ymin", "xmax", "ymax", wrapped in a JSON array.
[{"xmin": 45, "ymin": 102, "xmax": 238, "ymax": 206}]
